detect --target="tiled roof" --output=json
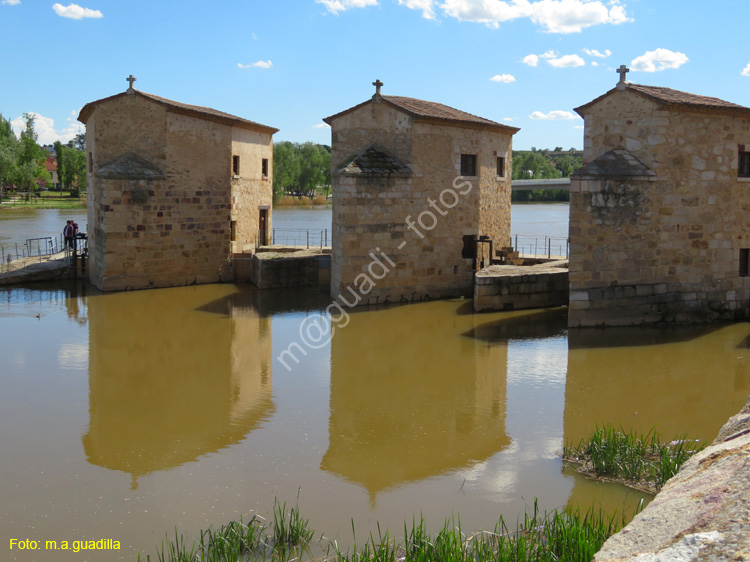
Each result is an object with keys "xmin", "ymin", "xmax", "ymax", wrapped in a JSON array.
[
  {"xmin": 324, "ymin": 95, "xmax": 519, "ymax": 133},
  {"xmin": 335, "ymin": 143, "xmax": 411, "ymax": 177},
  {"xmin": 576, "ymin": 83, "xmax": 750, "ymax": 117},
  {"xmin": 78, "ymin": 90, "xmax": 279, "ymax": 134},
  {"xmin": 571, "ymin": 148, "xmax": 655, "ymax": 178}
]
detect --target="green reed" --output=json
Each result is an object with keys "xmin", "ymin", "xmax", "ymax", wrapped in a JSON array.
[
  {"xmin": 138, "ymin": 498, "xmax": 630, "ymax": 562},
  {"xmin": 563, "ymin": 425, "xmax": 705, "ymax": 491}
]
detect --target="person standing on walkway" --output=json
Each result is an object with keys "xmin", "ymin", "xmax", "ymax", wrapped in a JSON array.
[{"xmin": 64, "ymin": 220, "xmax": 74, "ymax": 249}]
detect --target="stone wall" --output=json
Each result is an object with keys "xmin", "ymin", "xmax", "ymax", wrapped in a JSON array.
[
  {"xmin": 231, "ymin": 128, "xmax": 273, "ymax": 252},
  {"xmin": 570, "ymin": 90, "xmax": 750, "ymax": 326},
  {"xmin": 474, "ymin": 263, "xmax": 568, "ymax": 312},
  {"xmin": 330, "ymin": 100, "xmax": 513, "ymax": 305}
]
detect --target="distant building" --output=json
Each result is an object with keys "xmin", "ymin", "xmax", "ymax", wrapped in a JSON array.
[
  {"xmin": 569, "ymin": 67, "xmax": 750, "ymax": 326},
  {"xmin": 78, "ymin": 76, "xmax": 277, "ymax": 291},
  {"xmin": 324, "ymin": 80, "xmax": 519, "ymax": 305},
  {"xmin": 41, "ymin": 156, "xmax": 60, "ymax": 189}
]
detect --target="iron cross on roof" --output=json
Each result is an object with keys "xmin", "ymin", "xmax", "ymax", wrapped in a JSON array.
[
  {"xmin": 372, "ymin": 79, "xmax": 383, "ymax": 96},
  {"xmin": 126, "ymin": 74, "xmax": 137, "ymax": 93}
]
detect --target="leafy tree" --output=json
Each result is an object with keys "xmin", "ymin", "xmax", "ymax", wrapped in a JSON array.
[
  {"xmin": 0, "ymin": 113, "xmax": 19, "ymax": 190},
  {"xmin": 14, "ymin": 113, "xmax": 48, "ymax": 190},
  {"xmin": 272, "ymin": 141, "xmax": 331, "ymax": 201},
  {"xmin": 73, "ymin": 132, "xmax": 86, "ymax": 151}
]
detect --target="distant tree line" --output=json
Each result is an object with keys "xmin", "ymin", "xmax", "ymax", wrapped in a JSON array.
[
  {"xmin": 0, "ymin": 112, "xmax": 86, "ymax": 196},
  {"xmin": 273, "ymin": 141, "xmax": 331, "ymax": 201},
  {"xmin": 511, "ymin": 147, "xmax": 583, "ymax": 202}
]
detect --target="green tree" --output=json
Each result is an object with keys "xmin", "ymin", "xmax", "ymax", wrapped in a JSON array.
[
  {"xmin": 14, "ymin": 113, "xmax": 48, "ymax": 191},
  {"xmin": 72, "ymin": 132, "xmax": 86, "ymax": 151},
  {"xmin": 273, "ymin": 141, "xmax": 299, "ymax": 200},
  {"xmin": 0, "ymin": 113, "xmax": 19, "ymax": 190}
]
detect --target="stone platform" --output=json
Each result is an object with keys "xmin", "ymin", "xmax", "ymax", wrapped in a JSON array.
[
  {"xmin": 0, "ymin": 252, "xmax": 73, "ymax": 286},
  {"xmin": 473, "ymin": 259, "xmax": 569, "ymax": 312}
]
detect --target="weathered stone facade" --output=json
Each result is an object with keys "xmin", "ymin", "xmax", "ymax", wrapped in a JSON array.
[
  {"xmin": 569, "ymin": 81, "xmax": 750, "ymax": 326},
  {"xmin": 324, "ymin": 86, "xmax": 518, "ymax": 305},
  {"xmin": 78, "ymin": 85, "xmax": 277, "ymax": 291}
]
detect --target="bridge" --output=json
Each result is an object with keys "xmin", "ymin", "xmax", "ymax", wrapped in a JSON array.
[{"xmin": 511, "ymin": 178, "xmax": 570, "ymax": 192}]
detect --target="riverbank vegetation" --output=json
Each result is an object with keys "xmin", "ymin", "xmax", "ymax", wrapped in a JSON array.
[
  {"xmin": 273, "ymin": 142, "xmax": 332, "ymax": 202},
  {"xmin": 137, "ymin": 499, "xmax": 631, "ymax": 562},
  {"xmin": 0, "ymin": 113, "xmax": 86, "ymax": 197},
  {"xmin": 563, "ymin": 425, "xmax": 705, "ymax": 493},
  {"xmin": 1, "ymin": 189, "xmax": 86, "ymax": 210},
  {"xmin": 510, "ymin": 148, "xmax": 583, "ymax": 203}
]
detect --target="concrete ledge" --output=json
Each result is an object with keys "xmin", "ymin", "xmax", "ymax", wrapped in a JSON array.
[
  {"xmin": 595, "ymin": 397, "xmax": 750, "ymax": 562},
  {"xmin": 473, "ymin": 260, "xmax": 569, "ymax": 312},
  {"xmin": 0, "ymin": 255, "xmax": 72, "ymax": 286}
]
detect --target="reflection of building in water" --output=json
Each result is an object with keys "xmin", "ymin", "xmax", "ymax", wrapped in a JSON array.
[
  {"xmin": 322, "ymin": 301, "xmax": 510, "ymax": 502},
  {"xmin": 83, "ymin": 286, "xmax": 273, "ymax": 488},
  {"xmin": 564, "ymin": 326, "xmax": 750, "ymax": 446}
]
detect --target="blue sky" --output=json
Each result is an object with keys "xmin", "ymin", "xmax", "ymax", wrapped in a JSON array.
[{"xmin": 2, "ymin": 0, "xmax": 749, "ymax": 151}]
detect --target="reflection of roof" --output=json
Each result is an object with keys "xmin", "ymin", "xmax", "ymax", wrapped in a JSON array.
[
  {"xmin": 571, "ymin": 148, "xmax": 655, "ymax": 179},
  {"xmin": 96, "ymin": 152, "xmax": 165, "ymax": 179},
  {"xmin": 78, "ymin": 90, "xmax": 279, "ymax": 134},
  {"xmin": 335, "ymin": 144, "xmax": 411, "ymax": 177},
  {"xmin": 324, "ymin": 95, "xmax": 519, "ymax": 133},
  {"xmin": 576, "ymin": 83, "xmax": 750, "ymax": 118}
]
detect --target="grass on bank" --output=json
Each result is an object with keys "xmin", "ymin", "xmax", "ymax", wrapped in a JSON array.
[
  {"xmin": 563, "ymin": 425, "xmax": 705, "ymax": 492},
  {"xmin": 136, "ymin": 499, "xmax": 634, "ymax": 562},
  {"xmin": 1, "ymin": 190, "xmax": 86, "ymax": 210}
]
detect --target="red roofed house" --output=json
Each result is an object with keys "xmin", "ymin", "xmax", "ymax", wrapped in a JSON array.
[
  {"xmin": 78, "ymin": 76, "xmax": 278, "ymax": 291},
  {"xmin": 323, "ymin": 80, "xmax": 519, "ymax": 306},
  {"xmin": 569, "ymin": 68, "xmax": 750, "ymax": 326}
]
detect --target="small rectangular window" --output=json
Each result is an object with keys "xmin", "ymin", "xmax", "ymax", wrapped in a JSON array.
[
  {"xmin": 232, "ymin": 155, "xmax": 240, "ymax": 176},
  {"xmin": 88, "ymin": 152, "xmax": 93, "ymax": 173},
  {"xmin": 262, "ymin": 158, "xmax": 269, "ymax": 178},
  {"xmin": 460, "ymin": 154, "xmax": 477, "ymax": 177},
  {"xmin": 741, "ymin": 249, "xmax": 749, "ymax": 277},
  {"xmin": 497, "ymin": 156, "xmax": 505, "ymax": 177},
  {"xmin": 230, "ymin": 220, "xmax": 237, "ymax": 242},
  {"xmin": 739, "ymin": 149, "xmax": 750, "ymax": 178}
]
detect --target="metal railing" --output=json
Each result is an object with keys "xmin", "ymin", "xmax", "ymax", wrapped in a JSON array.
[
  {"xmin": 260, "ymin": 228, "xmax": 330, "ymax": 249},
  {"xmin": 1, "ymin": 234, "xmax": 86, "ymax": 273},
  {"xmin": 510, "ymin": 234, "xmax": 569, "ymax": 259}
]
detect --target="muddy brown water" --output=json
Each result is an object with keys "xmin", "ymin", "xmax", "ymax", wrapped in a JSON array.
[
  {"xmin": 1, "ymin": 281, "xmax": 749, "ymax": 561},
  {"xmin": 2, "ymin": 203, "xmax": 749, "ymax": 560}
]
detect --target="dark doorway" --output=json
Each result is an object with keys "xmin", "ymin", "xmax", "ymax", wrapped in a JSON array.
[{"xmin": 259, "ymin": 207, "xmax": 268, "ymax": 246}]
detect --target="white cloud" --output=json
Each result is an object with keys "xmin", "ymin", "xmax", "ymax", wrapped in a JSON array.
[
  {"xmin": 52, "ymin": 3, "xmax": 103, "ymax": 19},
  {"xmin": 313, "ymin": 123, "xmax": 331, "ymax": 129},
  {"xmin": 591, "ymin": 61, "xmax": 599, "ymax": 67},
  {"xmin": 10, "ymin": 111, "xmax": 83, "ymax": 145},
  {"xmin": 490, "ymin": 74, "xmax": 516, "ymax": 83},
  {"xmin": 252, "ymin": 32, "xmax": 258, "ymax": 40},
  {"xmin": 2, "ymin": 0, "xmax": 21, "ymax": 5},
  {"xmin": 630, "ymin": 48, "xmax": 688, "ymax": 72},
  {"xmin": 502, "ymin": 117, "xmax": 515, "ymax": 122},
  {"xmin": 238, "ymin": 60, "xmax": 273, "ymax": 69},
  {"xmin": 573, "ymin": 125, "xmax": 584, "ymax": 129},
  {"xmin": 436, "ymin": 0, "xmax": 630, "ymax": 33},
  {"xmin": 316, "ymin": 0, "xmax": 378, "ymax": 14},
  {"xmin": 584, "ymin": 48, "xmax": 611, "ymax": 58},
  {"xmin": 529, "ymin": 110, "xmax": 579, "ymax": 120},
  {"xmin": 398, "ymin": 0, "xmax": 436, "ymax": 18},
  {"xmin": 524, "ymin": 51, "xmax": 584, "ymax": 68},
  {"xmin": 547, "ymin": 54, "xmax": 585, "ymax": 67},
  {"xmin": 743, "ymin": 63, "xmax": 750, "ymax": 77}
]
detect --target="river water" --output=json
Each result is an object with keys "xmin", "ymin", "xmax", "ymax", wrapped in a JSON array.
[{"xmin": 1, "ymin": 204, "xmax": 749, "ymax": 561}]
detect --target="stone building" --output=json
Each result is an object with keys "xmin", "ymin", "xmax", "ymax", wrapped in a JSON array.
[
  {"xmin": 323, "ymin": 80, "xmax": 519, "ymax": 305},
  {"xmin": 78, "ymin": 76, "xmax": 277, "ymax": 291},
  {"xmin": 569, "ymin": 67, "xmax": 750, "ymax": 326}
]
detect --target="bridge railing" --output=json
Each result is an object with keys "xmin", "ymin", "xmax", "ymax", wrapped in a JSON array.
[
  {"xmin": 259, "ymin": 228, "xmax": 330, "ymax": 249},
  {"xmin": 510, "ymin": 234, "xmax": 569, "ymax": 259}
]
